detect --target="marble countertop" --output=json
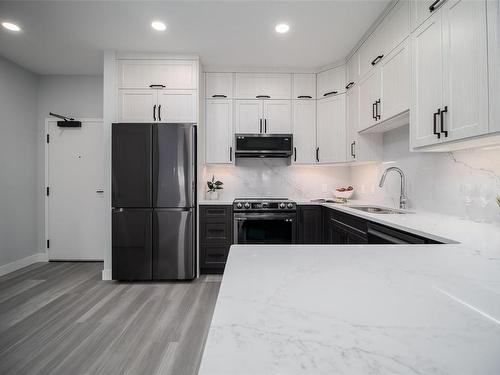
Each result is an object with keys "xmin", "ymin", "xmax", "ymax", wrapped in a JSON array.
[{"xmin": 198, "ymin": 244, "xmax": 500, "ymax": 375}]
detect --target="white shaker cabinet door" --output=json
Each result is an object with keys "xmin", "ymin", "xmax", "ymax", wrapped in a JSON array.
[
  {"xmin": 205, "ymin": 99, "xmax": 233, "ymax": 164},
  {"xmin": 117, "ymin": 90, "xmax": 157, "ymax": 123},
  {"xmin": 156, "ymin": 90, "xmax": 197, "ymax": 123},
  {"xmin": 358, "ymin": 68, "xmax": 381, "ymax": 132},
  {"xmin": 442, "ymin": 0, "xmax": 489, "ymax": 141},
  {"xmin": 263, "ymin": 100, "xmax": 292, "ymax": 134},
  {"xmin": 234, "ymin": 100, "xmax": 263, "ymax": 133},
  {"xmin": 293, "ymin": 73, "xmax": 317, "ymax": 99},
  {"xmin": 205, "ymin": 72, "xmax": 233, "ymax": 99},
  {"xmin": 316, "ymin": 94, "xmax": 346, "ymax": 164},
  {"xmin": 293, "ymin": 100, "xmax": 317, "ymax": 164}
]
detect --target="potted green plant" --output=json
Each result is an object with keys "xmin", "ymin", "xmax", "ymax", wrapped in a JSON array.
[{"xmin": 206, "ymin": 175, "xmax": 223, "ymax": 200}]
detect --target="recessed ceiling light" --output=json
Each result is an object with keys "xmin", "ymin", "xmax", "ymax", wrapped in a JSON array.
[
  {"xmin": 275, "ymin": 23, "xmax": 290, "ymax": 34},
  {"xmin": 151, "ymin": 21, "xmax": 167, "ymax": 31},
  {"xmin": 2, "ymin": 22, "xmax": 21, "ymax": 32}
]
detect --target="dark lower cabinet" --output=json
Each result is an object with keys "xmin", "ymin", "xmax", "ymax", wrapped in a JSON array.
[
  {"xmin": 324, "ymin": 208, "xmax": 368, "ymax": 244},
  {"xmin": 199, "ymin": 205, "xmax": 232, "ymax": 274},
  {"xmin": 297, "ymin": 206, "xmax": 323, "ymax": 244}
]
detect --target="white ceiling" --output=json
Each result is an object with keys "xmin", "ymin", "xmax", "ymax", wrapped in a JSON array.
[{"xmin": 0, "ymin": 1, "xmax": 390, "ymax": 75}]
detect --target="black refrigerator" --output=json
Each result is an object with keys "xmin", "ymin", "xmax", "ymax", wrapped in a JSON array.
[{"xmin": 112, "ymin": 123, "xmax": 196, "ymax": 280}]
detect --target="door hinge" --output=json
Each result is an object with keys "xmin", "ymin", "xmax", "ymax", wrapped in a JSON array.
[
  {"xmin": 46, "ymin": 134, "xmax": 50, "ymax": 143},
  {"xmin": 46, "ymin": 187, "xmax": 50, "ymax": 196},
  {"xmin": 46, "ymin": 239, "xmax": 50, "ymax": 248}
]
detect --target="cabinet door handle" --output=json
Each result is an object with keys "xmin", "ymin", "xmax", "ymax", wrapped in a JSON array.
[
  {"xmin": 158, "ymin": 105, "xmax": 162, "ymax": 122},
  {"xmin": 433, "ymin": 109, "xmax": 441, "ymax": 139},
  {"xmin": 372, "ymin": 102, "xmax": 377, "ymax": 120},
  {"xmin": 429, "ymin": 0, "xmax": 442, "ymax": 12},
  {"xmin": 371, "ymin": 55, "xmax": 384, "ymax": 66},
  {"xmin": 259, "ymin": 119, "xmax": 263, "ymax": 133},
  {"xmin": 375, "ymin": 99, "xmax": 381, "ymax": 120},
  {"xmin": 350, "ymin": 141, "xmax": 356, "ymax": 158},
  {"xmin": 440, "ymin": 106, "xmax": 448, "ymax": 137},
  {"xmin": 316, "ymin": 147, "xmax": 320, "ymax": 162},
  {"xmin": 323, "ymin": 91, "xmax": 338, "ymax": 97},
  {"xmin": 153, "ymin": 104, "xmax": 156, "ymax": 121},
  {"xmin": 212, "ymin": 94, "xmax": 227, "ymax": 98},
  {"xmin": 294, "ymin": 147, "xmax": 297, "ymax": 162},
  {"xmin": 230, "ymin": 146, "xmax": 233, "ymax": 162},
  {"xmin": 149, "ymin": 84, "xmax": 166, "ymax": 88},
  {"xmin": 345, "ymin": 82, "xmax": 355, "ymax": 90},
  {"xmin": 264, "ymin": 119, "xmax": 267, "ymax": 133},
  {"xmin": 297, "ymin": 95, "xmax": 312, "ymax": 99},
  {"xmin": 256, "ymin": 95, "xmax": 271, "ymax": 99}
]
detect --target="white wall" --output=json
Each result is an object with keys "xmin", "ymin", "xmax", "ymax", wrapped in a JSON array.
[
  {"xmin": 36, "ymin": 75, "xmax": 103, "ymax": 259},
  {"xmin": 0, "ymin": 56, "xmax": 39, "ymax": 270},
  {"xmin": 350, "ymin": 126, "xmax": 500, "ymax": 220}
]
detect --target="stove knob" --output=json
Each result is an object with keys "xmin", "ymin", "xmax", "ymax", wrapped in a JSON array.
[
  {"xmin": 279, "ymin": 202, "xmax": 286, "ymax": 209},
  {"xmin": 236, "ymin": 202, "xmax": 242, "ymax": 209},
  {"xmin": 262, "ymin": 202, "xmax": 269, "ymax": 208},
  {"xmin": 287, "ymin": 203, "xmax": 294, "ymax": 209},
  {"xmin": 244, "ymin": 202, "xmax": 250, "ymax": 209}
]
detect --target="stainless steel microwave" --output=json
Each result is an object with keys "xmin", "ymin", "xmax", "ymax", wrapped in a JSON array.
[{"xmin": 234, "ymin": 134, "xmax": 293, "ymax": 158}]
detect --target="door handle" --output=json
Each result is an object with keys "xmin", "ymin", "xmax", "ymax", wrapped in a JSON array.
[
  {"xmin": 256, "ymin": 95, "xmax": 271, "ymax": 99},
  {"xmin": 297, "ymin": 95, "xmax": 312, "ymax": 99},
  {"xmin": 153, "ymin": 104, "xmax": 156, "ymax": 121},
  {"xmin": 345, "ymin": 82, "xmax": 355, "ymax": 90},
  {"xmin": 371, "ymin": 55, "xmax": 384, "ymax": 66},
  {"xmin": 433, "ymin": 109, "xmax": 441, "ymax": 139},
  {"xmin": 350, "ymin": 141, "xmax": 356, "ymax": 158},
  {"xmin": 158, "ymin": 105, "xmax": 161, "ymax": 122},
  {"xmin": 323, "ymin": 91, "xmax": 338, "ymax": 97},
  {"xmin": 316, "ymin": 147, "xmax": 320, "ymax": 162},
  {"xmin": 230, "ymin": 146, "xmax": 233, "ymax": 162},
  {"xmin": 372, "ymin": 102, "xmax": 377, "ymax": 120},
  {"xmin": 96, "ymin": 190, "xmax": 104, "ymax": 193},
  {"xmin": 149, "ymin": 84, "xmax": 166, "ymax": 88},
  {"xmin": 264, "ymin": 119, "xmax": 267, "ymax": 133},
  {"xmin": 375, "ymin": 99, "xmax": 381, "ymax": 120},
  {"xmin": 212, "ymin": 94, "xmax": 227, "ymax": 98},
  {"xmin": 429, "ymin": 0, "xmax": 443, "ymax": 12},
  {"xmin": 440, "ymin": 106, "xmax": 448, "ymax": 137},
  {"xmin": 294, "ymin": 147, "xmax": 297, "ymax": 162},
  {"xmin": 259, "ymin": 119, "xmax": 262, "ymax": 133}
]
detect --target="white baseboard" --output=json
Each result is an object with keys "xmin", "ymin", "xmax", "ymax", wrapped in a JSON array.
[
  {"xmin": 0, "ymin": 253, "xmax": 48, "ymax": 277},
  {"xmin": 102, "ymin": 268, "xmax": 112, "ymax": 281}
]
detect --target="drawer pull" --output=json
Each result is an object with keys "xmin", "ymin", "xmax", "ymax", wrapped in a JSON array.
[{"xmin": 371, "ymin": 55, "xmax": 384, "ymax": 66}]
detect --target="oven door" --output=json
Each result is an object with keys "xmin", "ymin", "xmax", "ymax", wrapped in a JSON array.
[{"xmin": 234, "ymin": 212, "xmax": 297, "ymax": 244}]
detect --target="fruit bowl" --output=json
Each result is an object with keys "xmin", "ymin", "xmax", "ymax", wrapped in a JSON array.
[{"xmin": 333, "ymin": 187, "xmax": 354, "ymax": 200}]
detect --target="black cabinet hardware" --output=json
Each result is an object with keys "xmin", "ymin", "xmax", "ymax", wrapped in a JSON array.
[
  {"xmin": 229, "ymin": 146, "xmax": 232, "ymax": 162},
  {"xmin": 46, "ymin": 134, "xmax": 50, "ymax": 143},
  {"xmin": 372, "ymin": 102, "xmax": 377, "ymax": 120},
  {"xmin": 259, "ymin": 119, "xmax": 263, "ymax": 133},
  {"xmin": 212, "ymin": 94, "xmax": 227, "ymax": 98},
  {"xmin": 350, "ymin": 141, "xmax": 356, "ymax": 158},
  {"xmin": 96, "ymin": 190, "xmax": 104, "ymax": 193},
  {"xmin": 433, "ymin": 109, "xmax": 441, "ymax": 139},
  {"xmin": 345, "ymin": 82, "xmax": 355, "ymax": 90},
  {"xmin": 158, "ymin": 105, "xmax": 162, "ymax": 121},
  {"xmin": 149, "ymin": 84, "xmax": 166, "ymax": 88},
  {"xmin": 46, "ymin": 187, "xmax": 50, "ymax": 196},
  {"xmin": 297, "ymin": 95, "xmax": 312, "ymax": 99},
  {"xmin": 256, "ymin": 95, "xmax": 271, "ymax": 99},
  {"xmin": 264, "ymin": 119, "xmax": 267, "ymax": 133},
  {"xmin": 440, "ymin": 106, "xmax": 448, "ymax": 137},
  {"xmin": 429, "ymin": 0, "xmax": 442, "ymax": 12},
  {"xmin": 294, "ymin": 147, "xmax": 297, "ymax": 162},
  {"xmin": 371, "ymin": 55, "xmax": 384, "ymax": 66},
  {"xmin": 153, "ymin": 104, "xmax": 156, "ymax": 121},
  {"xmin": 375, "ymin": 99, "xmax": 381, "ymax": 120},
  {"xmin": 316, "ymin": 147, "xmax": 320, "ymax": 162},
  {"xmin": 323, "ymin": 91, "xmax": 338, "ymax": 97}
]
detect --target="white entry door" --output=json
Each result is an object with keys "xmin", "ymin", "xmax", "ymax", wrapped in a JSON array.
[{"xmin": 46, "ymin": 119, "xmax": 105, "ymax": 260}]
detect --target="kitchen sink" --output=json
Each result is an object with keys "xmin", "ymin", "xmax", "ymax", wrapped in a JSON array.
[{"xmin": 347, "ymin": 205, "xmax": 411, "ymax": 214}]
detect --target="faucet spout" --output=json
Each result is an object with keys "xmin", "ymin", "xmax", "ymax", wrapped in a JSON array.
[{"xmin": 379, "ymin": 166, "xmax": 407, "ymax": 209}]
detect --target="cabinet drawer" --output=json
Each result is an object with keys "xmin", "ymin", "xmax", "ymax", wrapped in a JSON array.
[
  {"xmin": 203, "ymin": 244, "xmax": 229, "ymax": 265},
  {"xmin": 201, "ymin": 221, "xmax": 231, "ymax": 243},
  {"xmin": 200, "ymin": 205, "xmax": 231, "ymax": 218},
  {"xmin": 329, "ymin": 209, "xmax": 368, "ymax": 233}
]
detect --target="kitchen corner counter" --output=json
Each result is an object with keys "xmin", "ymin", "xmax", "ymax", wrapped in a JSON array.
[{"xmin": 198, "ymin": 244, "xmax": 500, "ymax": 375}]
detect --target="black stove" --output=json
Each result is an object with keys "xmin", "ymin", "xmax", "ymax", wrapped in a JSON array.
[{"xmin": 233, "ymin": 198, "xmax": 297, "ymax": 212}]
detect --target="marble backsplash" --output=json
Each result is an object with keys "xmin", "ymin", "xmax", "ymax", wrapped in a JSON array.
[{"xmin": 203, "ymin": 126, "xmax": 500, "ymax": 220}]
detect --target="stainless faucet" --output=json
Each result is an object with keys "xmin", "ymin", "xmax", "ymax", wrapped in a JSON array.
[{"xmin": 379, "ymin": 167, "xmax": 407, "ymax": 209}]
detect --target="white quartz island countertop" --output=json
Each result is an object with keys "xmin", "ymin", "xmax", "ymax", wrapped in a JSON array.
[{"xmin": 198, "ymin": 244, "xmax": 500, "ymax": 375}]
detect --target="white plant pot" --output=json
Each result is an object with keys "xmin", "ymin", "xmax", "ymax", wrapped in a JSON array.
[{"xmin": 207, "ymin": 191, "xmax": 219, "ymax": 200}]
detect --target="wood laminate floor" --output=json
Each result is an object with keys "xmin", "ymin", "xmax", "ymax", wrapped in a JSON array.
[{"xmin": 0, "ymin": 262, "xmax": 221, "ymax": 375}]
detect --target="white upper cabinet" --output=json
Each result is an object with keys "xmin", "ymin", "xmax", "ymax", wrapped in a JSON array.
[
  {"xmin": 157, "ymin": 90, "xmax": 197, "ymax": 123},
  {"xmin": 235, "ymin": 73, "xmax": 291, "ymax": 99},
  {"xmin": 293, "ymin": 100, "xmax": 317, "ymax": 164},
  {"xmin": 411, "ymin": 0, "xmax": 447, "ymax": 31},
  {"xmin": 205, "ymin": 73, "xmax": 233, "ymax": 99},
  {"xmin": 487, "ymin": 0, "xmax": 500, "ymax": 133},
  {"xmin": 359, "ymin": 28, "xmax": 385, "ymax": 79},
  {"xmin": 411, "ymin": 13, "xmax": 444, "ymax": 148},
  {"xmin": 234, "ymin": 100, "xmax": 263, "ymax": 133},
  {"xmin": 346, "ymin": 52, "xmax": 360, "ymax": 90},
  {"xmin": 293, "ymin": 74, "xmax": 316, "ymax": 99},
  {"xmin": 441, "ymin": 0, "xmax": 488, "ymax": 141},
  {"xmin": 117, "ymin": 90, "xmax": 157, "ymax": 123},
  {"xmin": 205, "ymin": 99, "xmax": 233, "ymax": 164},
  {"xmin": 117, "ymin": 60, "xmax": 198, "ymax": 89},
  {"xmin": 358, "ymin": 68, "xmax": 381, "ymax": 132},
  {"xmin": 316, "ymin": 94, "xmax": 346, "ymax": 163},
  {"xmin": 317, "ymin": 66, "xmax": 346, "ymax": 98},
  {"xmin": 263, "ymin": 100, "xmax": 292, "ymax": 134},
  {"xmin": 381, "ymin": 0, "xmax": 410, "ymax": 54},
  {"xmin": 379, "ymin": 38, "xmax": 410, "ymax": 122}
]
